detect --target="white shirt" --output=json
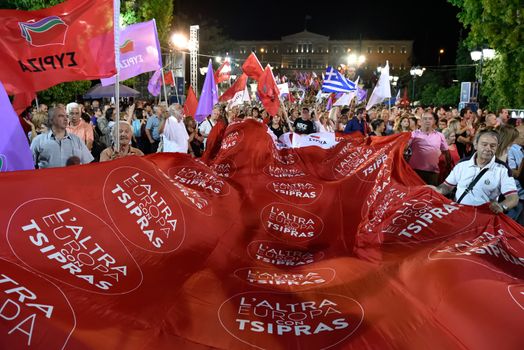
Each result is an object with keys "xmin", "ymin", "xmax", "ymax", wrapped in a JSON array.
[
  {"xmin": 444, "ymin": 153, "xmax": 517, "ymax": 206},
  {"xmin": 198, "ymin": 118, "xmax": 216, "ymax": 148},
  {"xmin": 161, "ymin": 116, "xmax": 189, "ymax": 153}
]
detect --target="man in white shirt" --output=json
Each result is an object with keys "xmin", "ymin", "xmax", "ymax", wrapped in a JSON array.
[
  {"xmin": 159, "ymin": 104, "xmax": 189, "ymax": 153},
  {"xmin": 428, "ymin": 130, "xmax": 518, "ymax": 214},
  {"xmin": 198, "ymin": 106, "xmax": 219, "ymax": 148}
]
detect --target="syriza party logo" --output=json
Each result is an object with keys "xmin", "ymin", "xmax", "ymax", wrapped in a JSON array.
[
  {"xmin": 120, "ymin": 39, "xmax": 135, "ymax": 54},
  {"xmin": 0, "ymin": 154, "xmax": 6, "ymax": 172},
  {"xmin": 18, "ymin": 16, "xmax": 68, "ymax": 47}
]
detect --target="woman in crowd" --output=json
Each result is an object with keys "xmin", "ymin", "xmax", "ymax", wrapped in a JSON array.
[
  {"xmin": 317, "ymin": 113, "xmax": 335, "ymax": 132},
  {"xmin": 369, "ymin": 119, "xmax": 385, "ymax": 136},
  {"xmin": 496, "ymin": 125, "xmax": 519, "ymax": 162},
  {"xmin": 184, "ymin": 116, "xmax": 204, "ymax": 158},
  {"xmin": 393, "ymin": 115, "xmax": 411, "ymax": 133},
  {"xmin": 26, "ymin": 111, "xmax": 48, "ymax": 142},
  {"xmin": 438, "ymin": 128, "xmax": 460, "ymax": 183},
  {"xmin": 100, "ymin": 121, "xmax": 144, "ymax": 161},
  {"xmin": 268, "ymin": 113, "xmax": 288, "ymax": 138}
]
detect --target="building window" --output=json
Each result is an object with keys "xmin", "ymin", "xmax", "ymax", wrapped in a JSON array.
[
  {"xmin": 400, "ymin": 63, "xmax": 405, "ymax": 70},
  {"xmin": 240, "ymin": 47, "xmax": 246, "ymax": 54},
  {"xmin": 272, "ymin": 47, "xmax": 278, "ymax": 54},
  {"xmin": 400, "ymin": 47, "xmax": 407, "ymax": 54},
  {"xmin": 307, "ymin": 59, "xmax": 312, "ymax": 68},
  {"xmin": 251, "ymin": 47, "xmax": 256, "ymax": 53},
  {"xmin": 364, "ymin": 65, "xmax": 369, "ymax": 70},
  {"xmin": 378, "ymin": 46, "xmax": 384, "ymax": 53},
  {"xmin": 334, "ymin": 46, "xmax": 339, "ymax": 53},
  {"xmin": 389, "ymin": 46, "xmax": 395, "ymax": 53},
  {"xmin": 367, "ymin": 47, "xmax": 373, "ymax": 54},
  {"xmin": 390, "ymin": 63, "xmax": 394, "ymax": 70}
]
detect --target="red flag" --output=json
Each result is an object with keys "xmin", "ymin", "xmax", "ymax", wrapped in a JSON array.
[
  {"xmin": 184, "ymin": 85, "xmax": 198, "ymax": 117},
  {"xmin": 12, "ymin": 91, "xmax": 36, "ymax": 116},
  {"xmin": 214, "ymin": 61, "xmax": 231, "ymax": 84},
  {"xmin": 163, "ymin": 70, "xmax": 175, "ymax": 86},
  {"xmin": 219, "ymin": 73, "xmax": 248, "ymax": 102},
  {"xmin": 257, "ymin": 66, "xmax": 280, "ymax": 116},
  {"xmin": 241, "ymin": 53, "xmax": 263, "ymax": 80},
  {"xmin": 0, "ymin": 0, "xmax": 117, "ymax": 95}
]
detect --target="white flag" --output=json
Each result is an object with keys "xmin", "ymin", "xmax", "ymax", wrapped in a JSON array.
[
  {"xmin": 333, "ymin": 91, "xmax": 356, "ymax": 106},
  {"xmin": 366, "ymin": 61, "xmax": 392, "ymax": 110}
]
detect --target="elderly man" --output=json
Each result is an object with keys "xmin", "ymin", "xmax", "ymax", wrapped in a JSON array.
[
  {"xmin": 159, "ymin": 104, "xmax": 189, "ymax": 153},
  {"xmin": 409, "ymin": 111, "xmax": 451, "ymax": 186},
  {"xmin": 30, "ymin": 107, "xmax": 94, "ymax": 168},
  {"xmin": 66, "ymin": 102, "xmax": 94, "ymax": 150},
  {"xmin": 428, "ymin": 130, "xmax": 518, "ymax": 214}
]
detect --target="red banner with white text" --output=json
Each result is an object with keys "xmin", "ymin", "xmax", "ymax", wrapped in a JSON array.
[{"xmin": 0, "ymin": 119, "xmax": 522, "ymax": 349}]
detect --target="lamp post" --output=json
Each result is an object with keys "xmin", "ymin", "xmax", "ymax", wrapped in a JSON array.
[
  {"xmin": 438, "ymin": 48, "xmax": 445, "ymax": 66},
  {"xmin": 170, "ymin": 33, "xmax": 190, "ymax": 103},
  {"xmin": 470, "ymin": 48, "xmax": 495, "ymax": 101},
  {"xmin": 409, "ymin": 66, "xmax": 425, "ymax": 105}
]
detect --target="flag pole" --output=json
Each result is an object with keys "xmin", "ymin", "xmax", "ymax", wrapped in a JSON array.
[
  {"xmin": 161, "ymin": 67, "xmax": 168, "ymax": 106},
  {"xmin": 34, "ymin": 95, "xmax": 39, "ymax": 111},
  {"xmin": 113, "ymin": 0, "xmax": 120, "ymax": 152}
]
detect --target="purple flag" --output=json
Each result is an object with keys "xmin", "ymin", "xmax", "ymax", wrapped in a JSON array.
[
  {"xmin": 101, "ymin": 20, "xmax": 162, "ymax": 86},
  {"xmin": 194, "ymin": 60, "xmax": 218, "ymax": 122},
  {"xmin": 0, "ymin": 81, "xmax": 34, "ymax": 172},
  {"xmin": 148, "ymin": 69, "xmax": 162, "ymax": 96},
  {"xmin": 357, "ymin": 87, "xmax": 367, "ymax": 103},
  {"xmin": 326, "ymin": 95, "xmax": 333, "ymax": 111}
]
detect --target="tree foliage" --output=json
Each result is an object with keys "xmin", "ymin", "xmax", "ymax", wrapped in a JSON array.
[
  {"xmin": 448, "ymin": 0, "xmax": 524, "ymax": 110},
  {"xmin": 38, "ymin": 81, "xmax": 92, "ymax": 105}
]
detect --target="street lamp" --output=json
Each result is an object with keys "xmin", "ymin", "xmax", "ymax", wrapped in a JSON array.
[
  {"xmin": 169, "ymin": 32, "xmax": 191, "ymax": 103},
  {"xmin": 409, "ymin": 66, "xmax": 425, "ymax": 105},
  {"xmin": 470, "ymin": 47, "xmax": 496, "ymax": 101},
  {"xmin": 438, "ymin": 48, "xmax": 444, "ymax": 66}
]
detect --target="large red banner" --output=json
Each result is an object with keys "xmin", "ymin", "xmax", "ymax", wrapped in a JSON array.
[{"xmin": 0, "ymin": 120, "xmax": 522, "ymax": 349}]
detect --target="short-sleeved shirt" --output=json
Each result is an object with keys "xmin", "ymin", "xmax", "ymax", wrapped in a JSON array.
[
  {"xmin": 507, "ymin": 144, "xmax": 524, "ymax": 199},
  {"xmin": 30, "ymin": 131, "xmax": 94, "ymax": 169},
  {"xmin": 409, "ymin": 129, "xmax": 449, "ymax": 173},
  {"xmin": 146, "ymin": 115, "xmax": 161, "ymax": 141},
  {"xmin": 444, "ymin": 153, "xmax": 518, "ymax": 206},
  {"xmin": 293, "ymin": 118, "xmax": 315, "ymax": 134},
  {"xmin": 67, "ymin": 119, "xmax": 94, "ymax": 147}
]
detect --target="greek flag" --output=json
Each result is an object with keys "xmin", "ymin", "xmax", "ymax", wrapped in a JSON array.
[{"xmin": 321, "ymin": 66, "xmax": 356, "ymax": 93}]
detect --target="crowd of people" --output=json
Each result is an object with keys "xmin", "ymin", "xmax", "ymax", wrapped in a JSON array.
[{"xmin": 20, "ymin": 95, "xmax": 524, "ymax": 225}]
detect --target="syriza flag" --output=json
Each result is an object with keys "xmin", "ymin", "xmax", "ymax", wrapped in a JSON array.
[
  {"xmin": 101, "ymin": 20, "xmax": 162, "ymax": 86},
  {"xmin": 0, "ymin": 0, "xmax": 118, "ymax": 95},
  {"xmin": 219, "ymin": 73, "xmax": 248, "ymax": 105}
]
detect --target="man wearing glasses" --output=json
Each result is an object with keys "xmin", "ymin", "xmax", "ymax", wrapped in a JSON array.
[{"xmin": 66, "ymin": 102, "xmax": 94, "ymax": 150}]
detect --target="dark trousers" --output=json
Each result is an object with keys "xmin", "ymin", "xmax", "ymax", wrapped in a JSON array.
[
  {"xmin": 145, "ymin": 140, "xmax": 159, "ymax": 154},
  {"xmin": 415, "ymin": 169, "xmax": 439, "ymax": 186}
]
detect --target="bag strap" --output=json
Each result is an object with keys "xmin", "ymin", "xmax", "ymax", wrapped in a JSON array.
[{"xmin": 456, "ymin": 168, "xmax": 489, "ymax": 204}]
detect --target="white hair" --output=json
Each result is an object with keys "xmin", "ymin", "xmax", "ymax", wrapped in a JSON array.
[{"xmin": 66, "ymin": 102, "xmax": 80, "ymax": 114}]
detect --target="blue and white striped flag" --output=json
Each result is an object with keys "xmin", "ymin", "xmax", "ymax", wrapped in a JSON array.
[{"xmin": 321, "ymin": 66, "xmax": 356, "ymax": 93}]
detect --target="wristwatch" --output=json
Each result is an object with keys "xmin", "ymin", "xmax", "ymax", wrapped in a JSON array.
[{"xmin": 500, "ymin": 203, "xmax": 508, "ymax": 212}]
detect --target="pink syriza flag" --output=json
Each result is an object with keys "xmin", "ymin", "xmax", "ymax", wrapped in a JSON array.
[{"xmin": 101, "ymin": 19, "xmax": 162, "ymax": 86}]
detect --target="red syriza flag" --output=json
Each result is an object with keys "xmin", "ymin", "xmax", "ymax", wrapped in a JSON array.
[
  {"xmin": 214, "ymin": 61, "xmax": 231, "ymax": 84},
  {"xmin": 241, "ymin": 52, "xmax": 263, "ymax": 81},
  {"xmin": 257, "ymin": 66, "xmax": 280, "ymax": 116},
  {"xmin": 0, "ymin": 0, "xmax": 118, "ymax": 95}
]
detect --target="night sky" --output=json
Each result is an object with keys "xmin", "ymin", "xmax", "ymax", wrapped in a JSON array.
[{"xmin": 177, "ymin": 0, "xmax": 463, "ymax": 67}]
